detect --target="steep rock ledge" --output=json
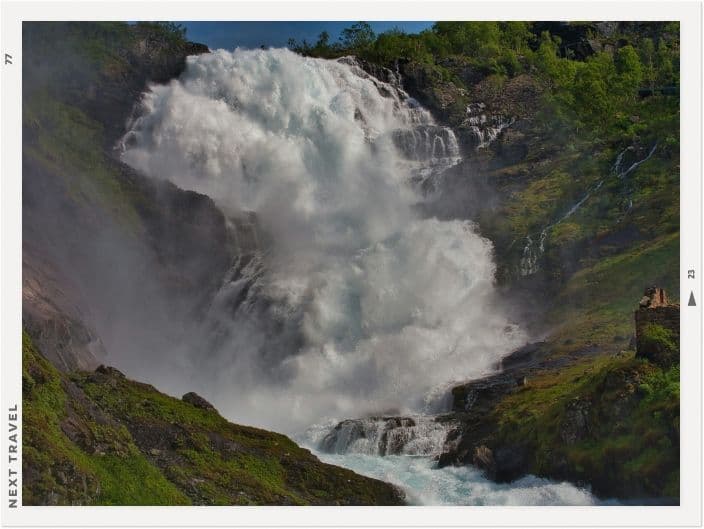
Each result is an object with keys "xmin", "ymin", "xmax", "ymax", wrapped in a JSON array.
[{"xmin": 22, "ymin": 23, "xmax": 236, "ymax": 370}]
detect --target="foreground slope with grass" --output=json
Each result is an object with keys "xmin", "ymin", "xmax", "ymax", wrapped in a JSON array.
[{"xmin": 23, "ymin": 331, "xmax": 404, "ymax": 505}]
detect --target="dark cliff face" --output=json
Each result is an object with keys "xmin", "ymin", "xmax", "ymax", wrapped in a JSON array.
[{"xmin": 22, "ymin": 22, "xmax": 233, "ymax": 372}]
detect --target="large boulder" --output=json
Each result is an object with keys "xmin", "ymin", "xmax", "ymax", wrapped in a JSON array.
[{"xmin": 182, "ymin": 392, "xmax": 217, "ymax": 412}]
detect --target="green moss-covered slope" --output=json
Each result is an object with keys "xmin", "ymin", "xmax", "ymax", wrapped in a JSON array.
[
  {"xmin": 492, "ymin": 352, "xmax": 679, "ymax": 499},
  {"xmin": 23, "ymin": 331, "xmax": 404, "ymax": 505}
]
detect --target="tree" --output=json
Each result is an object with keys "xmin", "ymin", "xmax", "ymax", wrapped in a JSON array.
[
  {"xmin": 640, "ymin": 38, "xmax": 657, "ymax": 92},
  {"xmin": 614, "ymin": 45, "xmax": 643, "ymax": 100},
  {"xmin": 370, "ymin": 28, "xmax": 409, "ymax": 63},
  {"xmin": 432, "ymin": 21, "xmax": 501, "ymax": 60},
  {"xmin": 572, "ymin": 53, "xmax": 616, "ymax": 126},
  {"xmin": 500, "ymin": 22, "xmax": 534, "ymax": 53},
  {"xmin": 534, "ymin": 31, "xmax": 576, "ymax": 90},
  {"xmin": 656, "ymin": 39, "xmax": 675, "ymax": 85},
  {"xmin": 340, "ymin": 22, "xmax": 375, "ymax": 50},
  {"xmin": 316, "ymin": 31, "xmax": 330, "ymax": 48}
]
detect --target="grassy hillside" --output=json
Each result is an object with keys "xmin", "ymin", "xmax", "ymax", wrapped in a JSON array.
[
  {"xmin": 491, "ymin": 350, "xmax": 679, "ymax": 499},
  {"xmin": 23, "ymin": 331, "xmax": 404, "ymax": 505}
]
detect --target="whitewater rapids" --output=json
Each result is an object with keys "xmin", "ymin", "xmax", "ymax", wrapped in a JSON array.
[{"xmin": 120, "ymin": 47, "xmax": 526, "ymax": 432}]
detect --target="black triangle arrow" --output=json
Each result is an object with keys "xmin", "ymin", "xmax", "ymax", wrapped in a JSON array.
[{"xmin": 688, "ymin": 291, "xmax": 696, "ymax": 306}]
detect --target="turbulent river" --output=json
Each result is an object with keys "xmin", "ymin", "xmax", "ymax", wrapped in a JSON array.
[
  {"xmin": 312, "ymin": 452, "xmax": 605, "ymax": 505},
  {"xmin": 120, "ymin": 47, "xmax": 603, "ymax": 505}
]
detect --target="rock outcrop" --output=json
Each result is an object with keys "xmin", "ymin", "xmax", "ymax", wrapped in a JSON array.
[
  {"xmin": 181, "ymin": 392, "xmax": 216, "ymax": 411},
  {"xmin": 635, "ymin": 287, "xmax": 680, "ymax": 367},
  {"xmin": 319, "ymin": 416, "xmax": 451, "ymax": 457},
  {"xmin": 436, "ymin": 289, "xmax": 679, "ymax": 501}
]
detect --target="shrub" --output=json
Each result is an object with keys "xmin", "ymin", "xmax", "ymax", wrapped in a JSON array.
[{"xmin": 638, "ymin": 323, "xmax": 678, "ymax": 368}]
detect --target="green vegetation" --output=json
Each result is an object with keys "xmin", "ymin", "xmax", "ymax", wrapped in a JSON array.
[
  {"xmin": 23, "ymin": 90, "xmax": 143, "ymax": 233},
  {"xmin": 547, "ymin": 232, "xmax": 679, "ymax": 355},
  {"xmin": 638, "ymin": 324, "xmax": 679, "ymax": 368},
  {"xmin": 23, "ymin": 22, "xmax": 190, "ymax": 104},
  {"xmin": 23, "ymin": 331, "xmax": 404, "ymax": 505},
  {"xmin": 23, "ymin": 331, "xmax": 190, "ymax": 505},
  {"xmin": 291, "ymin": 22, "xmax": 678, "ymax": 141},
  {"xmin": 22, "ymin": 20, "xmax": 679, "ymax": 503},
  {"xmin": 290, "ymin": 22, "xmax": 535, "ymax": 76},
  {"xmin": 492, "ymin": 352, "xmax": 679, "ymax": 498}
]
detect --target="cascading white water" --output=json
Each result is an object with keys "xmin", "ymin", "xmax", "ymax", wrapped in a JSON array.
[
  {"xmin": 120, "ymin": 47, "xmax": 526, "ymax": 433},
  {"xmin": 305, "ymin": 416, "xmax": 453, "ymax": 457},
  {"xmin": 313, "ymin": 452, "xmax": 608, "ymax": 505},
  {"xmin": 464, "ymin": 103, "xmax": 513, "ymax": 149}
]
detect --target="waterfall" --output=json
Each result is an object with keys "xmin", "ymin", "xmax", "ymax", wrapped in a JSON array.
[
  {"xmin": 119, "ymin": 48, "xmax": 525, "ymax": 433},
  {"xmin": 306, "ymin": 416, "xmax": 454, "ymax": 457},
  {"xmin": 464, "ymin": 103, "xmax": 513, "ymax": 149},
  {"xmin": 615, "ymin": 143, "xmax": 657, "ymax": 179},
  {"xmin": 519, "ymin": 143, "xmax": 657, "ymax": 277},
  {"xmin": 519, "ymin": 230, "xmax": 547, "ymax": 277}
]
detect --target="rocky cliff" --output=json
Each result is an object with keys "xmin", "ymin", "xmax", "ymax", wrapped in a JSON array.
[
  {"xmin": 436, "ymin": 306, "xmax": 679, "ymax": 501},
  {"xmin": 23, "ymin": 22, "xmax": 231, "ymax": 372}
]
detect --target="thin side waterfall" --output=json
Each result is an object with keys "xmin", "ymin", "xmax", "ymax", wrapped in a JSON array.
[
  {"xmin": 519, "ymin": 143, "xmax": 657, "ymax": 277},
  {"xmin": 464, "ymin": 103, "xmax": 514, "ymax": 149}
]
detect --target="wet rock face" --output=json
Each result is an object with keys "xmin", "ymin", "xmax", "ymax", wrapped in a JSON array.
[
  {"xmin": 319, "ymin": 416, "xmax": 450, "ymax": 457},
  {"xmin": 397, "ymin": 60, "xmax": 468, "ymax": 126},
  {"xmin": 498, "ymin": 341, "xmax": 548, "ymax": 370},
  {"xmin": 460, "ymin": 443, "xmax": 529, "ymax": 483},
  {"xmin": 472, "ymin": 445, "xmax": 496, "ymax": 478},
  {"xmin": 338, "ymin": 56, "xmax": 403, "ymax": 91},
  {"xmin": 451, "ymin": 374, "xmax": 519, "ymax": 413},
  {"xmin": 492, "ymin": 445, "xmax": 530, "ymax": 483},
  {"xmin": 22, "ymin": 252, "xmax": 106, "ymax": 372},
  {"xmin": 559, "ymin": 398, "xmax": 592, "ymax": 445}
]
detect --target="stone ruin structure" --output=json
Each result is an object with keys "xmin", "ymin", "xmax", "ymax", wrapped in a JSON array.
[{"xmin": 634, "ymin": 287, "xmax": 680, "ymax": 367}]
